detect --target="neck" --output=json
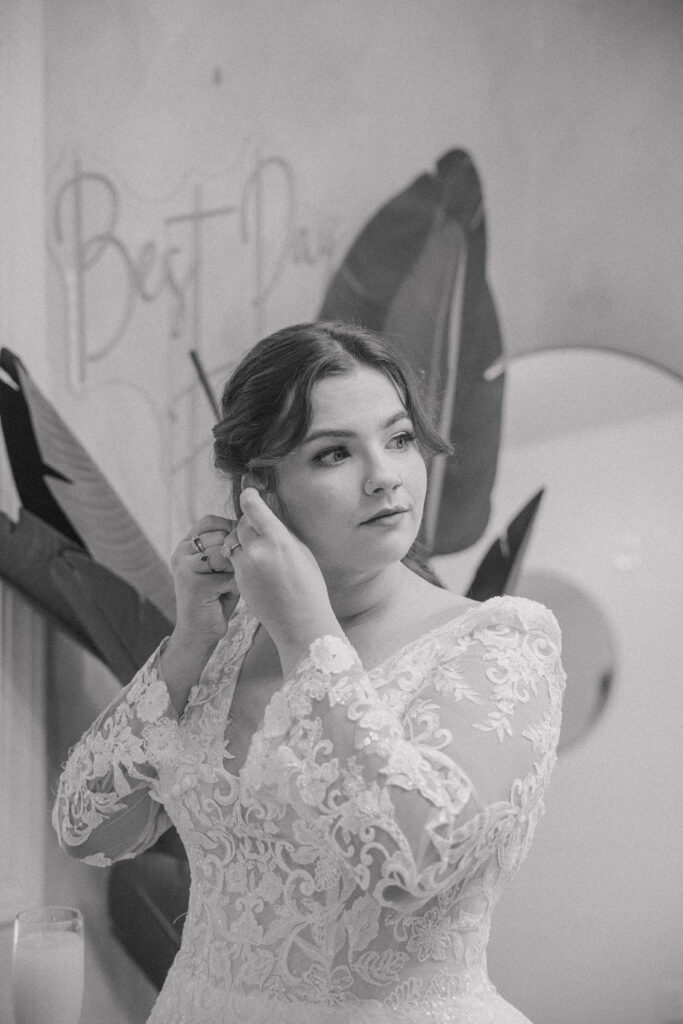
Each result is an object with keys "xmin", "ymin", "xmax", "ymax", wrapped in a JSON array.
[{"xmin": 324, "ymin": 561, "xmax": 406, "ymax": 629}]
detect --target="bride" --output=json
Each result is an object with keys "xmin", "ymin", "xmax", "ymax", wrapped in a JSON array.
[{"xmin": 53, "ymin": 321, "xmax": 565, "ymax": 1023}]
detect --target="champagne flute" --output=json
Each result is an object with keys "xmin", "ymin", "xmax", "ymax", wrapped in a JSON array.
[{"xmin": 12, "ymin": 906, "xmax": 84, "ymax": 1024}]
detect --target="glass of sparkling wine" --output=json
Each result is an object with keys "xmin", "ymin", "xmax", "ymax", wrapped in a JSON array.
[{"xmin": 12, "ymin": 906, "xmax": 84, "ymax": 1024}]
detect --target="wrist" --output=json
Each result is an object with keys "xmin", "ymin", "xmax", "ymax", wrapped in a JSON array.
[
  {"xmin": 165, "ymin": 627, "xmax": 221, "ymax": 660},
  {"xmin": 159, "ymin": 629, "xmax": 221, "ymax": 714},
  {"xmin": 273, "ymin": 614, "xmax": 345, "ymax": 680}
]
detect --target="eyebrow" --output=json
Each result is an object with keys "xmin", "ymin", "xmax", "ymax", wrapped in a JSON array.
[{"xmin": 302, "ymin": 410, "xmax": 411, "ymax": 445}]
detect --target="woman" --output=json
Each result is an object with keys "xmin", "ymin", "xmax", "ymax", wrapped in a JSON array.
[{"xmin": 53, "ymin": 322, "xmax": 565, "ymax": 1024}]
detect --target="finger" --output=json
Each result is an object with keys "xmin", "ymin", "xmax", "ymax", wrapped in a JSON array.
[
  {"xmin": 221, "ymin": 528, "xmax": 243, "ymax": 561},
  {"xmin": 241, "ymin": 471, "xmax": 266, "ymax": 493},
  {"xmin": 239, "ymin": 487, "xmax": 284, "ymax": 537},
  {"xmin": 195, "ymin": 548, "xmax": 234, "ymax": 574},
  {"xmin": 183, "ymin": 515, "xmax": 236, "ymax": 542},
  {"xmin": 185, "ymin": 529, "xmax": 231, "ymax": 552},
  {"xmin": 236, "ymin": 517, "xmax": 262, "ymax": 546}
]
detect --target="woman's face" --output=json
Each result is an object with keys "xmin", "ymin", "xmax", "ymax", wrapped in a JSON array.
[{"xmin": 272, "ymin": 364, "xmax": 428, "ymax": 578}]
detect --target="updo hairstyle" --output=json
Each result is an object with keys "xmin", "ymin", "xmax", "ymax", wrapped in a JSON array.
[{"xmin": 212, "ymin": 321, "xmax": 451, "ymax": 582}]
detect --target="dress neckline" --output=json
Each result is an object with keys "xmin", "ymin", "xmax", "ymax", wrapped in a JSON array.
[
  {"xmin": 196, "ymin": 594, "xmax": 555, "ymax": 714},
  {"xmin": 190, "ymin": 593, "xmax": 555, "ymax": 780},
  {"xmin": 233, "ymin": 594, "xmax": 498, "ymax": 679}
]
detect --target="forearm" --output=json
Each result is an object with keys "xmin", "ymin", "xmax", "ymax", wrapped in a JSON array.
[
  {"xmin": 53, "ymin": 640, "xmax": 178, "ymax": 862},
  {"xmin": 242, "ymin": 634, "xmax": 474, "ymax": 909},
  {"xmin": 159, "ymin": 629, "xmax": 220, "ymax": 715}
]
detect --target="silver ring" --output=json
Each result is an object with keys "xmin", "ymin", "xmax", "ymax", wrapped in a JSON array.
[
  {"xmin": 226, "ymin": 540, "xmax": 242, "ymax": 557},
  {"xmin": 192, "ymin": 534, "xmax": 206, "ymax": 554}
]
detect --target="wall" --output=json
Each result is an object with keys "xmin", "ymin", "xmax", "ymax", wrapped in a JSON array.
[
  {"xmin": 0, "ymin": 1, "xmax": 49, "ymax": 1019},
  {"xmin": 40, "ymin": 0, "xmax": 683, "ymax": 552},
  {"xmin": 434, "ymin": 350, "xmax": 683, "ymax": 1023},
  {"xmin": 1, "ymin": 2, "xmax": 682, "ymax": 1022}
]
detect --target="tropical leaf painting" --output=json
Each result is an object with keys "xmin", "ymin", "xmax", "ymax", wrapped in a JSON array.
[
  {"xmin": 51, "ymin": 551, "xmax": 173, "ymax": 685},
  {"xmin": 320, "ymin": 149, "xmax": 504, "ymax": 556},
  {"xmin": 0, "ymin": 348, "xmax": 174, "ymax": 683},
  {"xmin": 465, "ymin": 489, "xmax": 545, "ymax": 602},
  {"xmin": 0, "ymin": 149, "xmax": 535, "ymax": 689},
  {"xmin": 0, "ymin": 349, "xmax": 175, "ymax": 621},
  {"xmin": 0, "ymin": 508, "xmax": 102, "ymax": 659}
]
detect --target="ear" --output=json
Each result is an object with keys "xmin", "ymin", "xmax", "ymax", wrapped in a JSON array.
[
  {"xmin": 241, "ymin": 470, "xmax": 285, "ymax": 521},
  {"xmin": 262, "ymin": 489, "xmax": 285, "ymax": 520},
  {"xmin": 241, "ymin": 470, "xmax": 267, "ymax": 494}
]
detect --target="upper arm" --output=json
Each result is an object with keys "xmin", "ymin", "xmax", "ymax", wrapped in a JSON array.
[
  {"xmin": 240, "ymin": 607, "xmax": 565, "ymax": 911},
  {"xmin": 410, "ymin": 621, "xmax": 565, "ymax": 813}
]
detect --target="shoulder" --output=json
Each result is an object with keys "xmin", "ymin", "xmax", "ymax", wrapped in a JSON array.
[
  {"xmin": 429, "ymin": 596, "xmax": 566, "ymax": 706},
  {"xmin": 422, "ymin": 596, "xmax": 565, "ymax": 697},
  {"xmin": 411, "ymin": 597, "xmax": 565, "ymax": 727},
  {"xmin": 401, "ymin": 570, "xmax": 561, "ymax": 651},
  {"xmin": 439, "ymin": 594, "xmax": 562, "ymax": 651}
]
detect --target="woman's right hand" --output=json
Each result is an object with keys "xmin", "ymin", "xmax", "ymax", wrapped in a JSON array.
[
  {"xmin": 169, "ymin": 514, "xmax": 241, "ymax": 648},
  {"xmin": 226, "ymin": 489, "xmax": 342, "ymax": 679},
  {"xmin": 159, "ymin": 515, "xmax": 240, "ymax": 712}
]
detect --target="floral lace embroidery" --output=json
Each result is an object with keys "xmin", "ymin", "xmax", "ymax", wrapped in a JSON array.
[
  {"xmin": 52, "ymin": 596, "xmax": 565, "ymax": 1024},
  {"xmin": 51, "ymin": 638, "xmax": 177, "ymax": 865}
]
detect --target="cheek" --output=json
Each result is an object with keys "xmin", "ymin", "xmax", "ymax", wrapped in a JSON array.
[
  {"xmin": 406, "ymin": 451, "xmax": 428, "ymax": 506},
  {"xmin": 276, "ymin": 471, "xmax": 351, "ymax": 541}
]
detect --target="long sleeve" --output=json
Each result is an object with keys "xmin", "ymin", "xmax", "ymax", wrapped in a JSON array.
[
  {"xmin": 239, "ymin": 597, "xmax": 565, "ymax": 912},
  {"xmin": 52, "ymin": 639, "xmax": 178, "ymax": 866}
]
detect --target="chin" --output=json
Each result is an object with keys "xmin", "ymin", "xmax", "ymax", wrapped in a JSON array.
[
  {"xmin": 316, "ymin": 540, "xmax": 407, "ymax": 579},
  {"xmin": 355, "ymin": 531, "xmax": 417, "ymax": 571},
  {"xmin": 311, "ymin": 516, "xmax": 421, "ymax": 574}
]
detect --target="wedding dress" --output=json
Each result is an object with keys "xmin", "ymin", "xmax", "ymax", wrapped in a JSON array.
[{"xmin": 53, "ymin": 595, "xmax": 565, "ymax": 1024}]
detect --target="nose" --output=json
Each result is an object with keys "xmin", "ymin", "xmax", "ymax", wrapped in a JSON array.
[{"xmin": 362, "ymin": 455, "xmax": 402, "ymax": 496}]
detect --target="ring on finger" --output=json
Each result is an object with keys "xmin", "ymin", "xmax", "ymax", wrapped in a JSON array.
[
  {"xmin": 192, "ymin": 533, "xmax": 206, "ymax": 554},
  {"xmin": 224, "ymin": 539, "xmax": 242, "ymax": 557}
]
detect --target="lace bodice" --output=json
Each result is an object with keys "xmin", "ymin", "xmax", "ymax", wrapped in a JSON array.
[{"xmin": 53, "ymin": 595, "xmax": 565, "ymax": 1024}]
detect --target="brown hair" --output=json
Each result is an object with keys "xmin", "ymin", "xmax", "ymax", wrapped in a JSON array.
[{"xmin": 213, "ymin": 321, "xmax": 452, "ymax": 583}]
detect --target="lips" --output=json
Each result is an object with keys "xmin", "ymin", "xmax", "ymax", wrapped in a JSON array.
[{"xmin": 362, "ymin": 506, "xmax": 409, "ymax": 524}]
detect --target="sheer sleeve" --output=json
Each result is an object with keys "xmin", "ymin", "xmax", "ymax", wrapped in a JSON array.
[
  {"xmin": 51, "ymin": 639, "xmax": 178, "ymax": 866},
  {"xmin": 239, "ymin": 597, "xmax": 565, "ymax": 913}
]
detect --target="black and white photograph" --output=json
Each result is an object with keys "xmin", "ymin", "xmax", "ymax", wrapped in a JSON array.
[{"xmin": 1, "ymin": 3, "xmax": 681, "ymax": 1022}]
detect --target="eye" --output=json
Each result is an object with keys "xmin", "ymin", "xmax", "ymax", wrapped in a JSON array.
[
  {"xmin": 389, "ymin": 430, "xmax": 417, "ymax": 451},
  {"xmin": 313, "ymin": 444, "xmax": 350, "ymax": 467}
]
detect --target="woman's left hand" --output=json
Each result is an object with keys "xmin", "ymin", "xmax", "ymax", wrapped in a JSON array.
[{"xmin": 225, "ymin": 487, "xmax": 342, "ymax": 675}]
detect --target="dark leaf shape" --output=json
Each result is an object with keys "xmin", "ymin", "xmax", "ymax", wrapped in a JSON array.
[
  {"xmin": 108, "ymin": 847, "xmax": 188, "ymax": 990},
  {"xmin": 51, "ymin": 551, "xmax": 173, "ymax": 685},
  {"xmin": 319, "ymin": 149, "xmax": 504, "ymax": 555},
  {"xmin": 0, "ymin": 510, "xmax": 172, "ymax": 683},
  {"xmin": 1, "ymin": 347, "xmax": 176, "ymax": 681},
  {"xmin": 0, "ymin": 347, "xmax": 175, "ymax": 622},
  {"xmin": 0, "ymin": 509, "xmax": 100, "ymax": 657},
  {"xmin": 465, "ymin": 489, "xmax": 545, "ymax": 602},
  {"xmin": 0, "ymin": 349, "xmax": 80, "ymax": 544}
]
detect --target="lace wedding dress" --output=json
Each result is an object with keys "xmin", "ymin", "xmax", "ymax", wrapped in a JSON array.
[{"xmin": 53, "ymin": 595, "xmax": 565, "ymax": 1024}]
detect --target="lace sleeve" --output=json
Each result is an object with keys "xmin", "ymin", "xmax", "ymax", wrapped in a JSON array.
[
  {"xmin": 239, "ymin": 600, "xmax": 565, "ymax": 912},
  {"xmin": 51, "ymin": 639, "xmax": 179, "ymax": 867}
]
